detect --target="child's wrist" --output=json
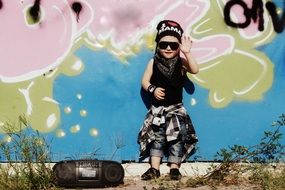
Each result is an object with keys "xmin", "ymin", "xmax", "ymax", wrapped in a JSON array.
[
  {"xmin": 182, "ymin": 50, "xmax": 191, "ymax": 54},
  {"xmin": 147, "ymin": 84, "xmax": 156, "ymax": 94}
]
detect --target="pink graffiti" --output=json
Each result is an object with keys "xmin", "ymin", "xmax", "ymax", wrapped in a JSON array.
[
  {"xmin": 87, "ymin": 0, "xmax": 208, "ymax": 43},
  {"xmin": 0, "ymin": 0, "xmax": 251, "ymax": 82},
  {"xmin": 191, "ymin": 35, "xmax": 234, "ymax": 64},
  {"xmin": 0, "ymin": 0, "xmax": 93, "ymax": 82},
  {"xmin": 86, "ymin": 0, "xmax": 234, "ymax": 64}
]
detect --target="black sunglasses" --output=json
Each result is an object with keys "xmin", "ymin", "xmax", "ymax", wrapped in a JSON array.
[{"xmin": 158, "ymin": 41, "xmax": 180, "ymax": 50}]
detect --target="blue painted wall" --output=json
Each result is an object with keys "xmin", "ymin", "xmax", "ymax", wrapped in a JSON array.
[{"xmin": 0, "ymin": 0, "xmax": 284, "ymax": 161}]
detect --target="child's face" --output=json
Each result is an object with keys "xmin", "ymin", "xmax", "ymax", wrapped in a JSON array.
[{"xmin": 158, "ymin": 36, "xmax": 180, "ymax": 59}]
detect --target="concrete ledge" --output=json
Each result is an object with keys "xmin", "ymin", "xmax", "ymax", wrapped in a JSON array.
[
  {"xmin": 122, "ymin": 162, "xmax": 285, "ymax": 177},
  {"xmin": 0, "ymin": 162, "xmax": 215, "ymax": 177},
  {"xmin": 122, "ymin": 162, "xmax": 215, "ymax": 177},
  {"xmin": 3, "ymin": 162, "xmax": 282, "ymax": 178}
]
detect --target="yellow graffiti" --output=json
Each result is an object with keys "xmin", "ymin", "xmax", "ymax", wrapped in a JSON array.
[
  {"xmin": 80, "ymin": 109, "xmax": 88, "ymax": 117},
  {"xmin": 55, "ymin": 129, "xmax": 66, "ymax": 138},
  {"xmin": 189, "ymin": 0, "xmax": 274, "ymax": 108},
  {"xmin": 0, "ymin": 47, "xmax": 84, "ymax": 133},
  {"xmin": 70, "ymin": 124, "xmax": 80, "ymax": 133},
  {"xmin": 89, "ymin": 128, "xmax": 99, "ymax": 137}
]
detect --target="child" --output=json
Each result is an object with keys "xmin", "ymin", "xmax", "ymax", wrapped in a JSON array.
[{"xmin": 137, "ymin": 20, "xmax": 199, "ymax": 180}]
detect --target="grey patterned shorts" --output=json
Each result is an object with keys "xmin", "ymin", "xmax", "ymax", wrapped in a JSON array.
[{"xmin": 150, "ymin": 116, "xmax": 187, "ymax": 164}]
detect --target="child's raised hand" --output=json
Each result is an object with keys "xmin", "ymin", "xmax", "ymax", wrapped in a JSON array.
[{"xmin": 180, "ymin": 36, "xmax": 193, "ymax": 53}]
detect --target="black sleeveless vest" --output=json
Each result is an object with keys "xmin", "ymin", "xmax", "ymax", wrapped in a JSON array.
[{"xmin": 150, "ymin": 57, "xmax": 185, "ymax": 107}]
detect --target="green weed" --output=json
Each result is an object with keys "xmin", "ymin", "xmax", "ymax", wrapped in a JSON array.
[
  {"xmin": 187, "ymin": 114, "xmax": 285, "ymax": 189},
  {"xmin": 0, "ymin": 115, "xmax": 60, "ymax": 190}
]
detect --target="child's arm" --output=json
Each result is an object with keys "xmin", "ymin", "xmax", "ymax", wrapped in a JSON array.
[
  {"xmin": 180, "ymin": 36, "xmax": 199, "ymax": 74},
  {"xmin": 141, "ymin": 59, "xmax": 165, "ymax": 100},
  {"xmin": 141, "ymin": 59, "xmax": 154, "ymax": 91}
]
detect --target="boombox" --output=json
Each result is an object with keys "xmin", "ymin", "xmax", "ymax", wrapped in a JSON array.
[{"xmin": 53, "ymin": 160, "xmax": 124, "ymax": 188}]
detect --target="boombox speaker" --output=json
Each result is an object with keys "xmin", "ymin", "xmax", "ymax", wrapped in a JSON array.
[{"xmin": 53, "ymin": 160, "xmax": 124, "ymax": 188}]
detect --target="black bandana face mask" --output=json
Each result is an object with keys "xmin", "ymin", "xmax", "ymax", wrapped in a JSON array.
[{"xmin": 154, "ymin": 52, "xmax": 179, "ymax": 80}]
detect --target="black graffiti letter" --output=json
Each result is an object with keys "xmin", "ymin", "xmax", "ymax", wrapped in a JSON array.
[
  {"xmin": 72, "ymin": 2, "xmax": 82, "ymax": 23},
  {"xmin": 251, "ymin": 0, "xmax": 264, "ymax": 31},
  {"xmin": 29, "ymin": 0, "xmax": 41, "ymax": 22},
  {"xmin": 0, "ymin": 0, "xmax": 3, "ymax": 9},
  {"xmin": 266, "ymin": 1, "xmax": 285, "ymax": 33},
  {"xmin": 224, "ymin": 0, "xmax": 251, "ymax": 29}
]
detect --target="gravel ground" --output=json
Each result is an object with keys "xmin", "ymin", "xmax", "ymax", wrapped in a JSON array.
[
  {"xmin": 61, "ymin": 162, "xmax": 271, "ymax": 190},
  {"xmin": 64, "ymin": 176, "xmax": 257, "ymax": 190}
]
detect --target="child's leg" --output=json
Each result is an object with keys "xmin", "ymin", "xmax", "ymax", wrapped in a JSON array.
[
  {"xmin": 150, "ymin": 124, "xmax": 166, "ymax": 169},
  {"xmin": 168, "ymin": 139, "xmax": 183, "ymax": 167},
  {"xmin": 151, "ymin": 156, "xmax": 162, "ymax": 170},
  {"xmin": 167, "ymin": 116, "xmax": 187, "ymax": 180},
  {"xmin": 141, "ymin": 125, "xmax": 165, "ymax": 180},
  {"xmin": 168, "ymin": 140, "xmax": 183, "ymax": 180},
  {"xmin": 141, "ymin": 156, "xmax": 162, "ymax": 180},
  {"xmin": 170, "ymin": 162, "xmax": 179, "ymax": 169}
]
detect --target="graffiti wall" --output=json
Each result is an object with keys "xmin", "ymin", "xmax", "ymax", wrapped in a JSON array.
[{"xmin": 0, "ymin": 0, "xmax": 284, "ymax": 161}]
